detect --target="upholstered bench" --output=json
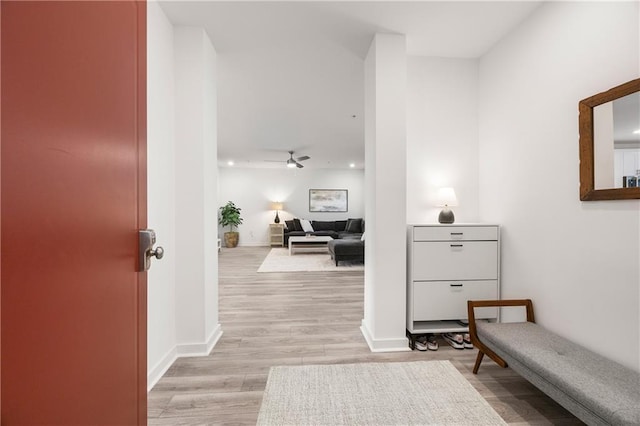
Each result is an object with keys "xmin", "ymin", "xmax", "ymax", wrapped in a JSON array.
[
  {"xmin": 468, "ymin": 299, "xmax": 640, "ymax": 426},
  {"xmin": 327, "ymin": 238, "xmax": 364, "ymax": 266}
]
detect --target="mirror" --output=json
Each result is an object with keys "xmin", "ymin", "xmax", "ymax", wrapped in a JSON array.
[
  {"xmin": 579, "ymin": 78, "xmax": 640, "ymax": 200},
  {"xmin": 593, "ymin": 92, "xmax": 640, "ymax": 190}
]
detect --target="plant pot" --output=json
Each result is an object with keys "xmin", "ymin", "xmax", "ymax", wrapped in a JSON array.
[{"xmin": 224, "ymin": 232, "xmax": 239, "ymax": 248}]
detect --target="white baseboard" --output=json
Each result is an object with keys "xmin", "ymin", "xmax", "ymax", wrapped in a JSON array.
[
  {"xmin": 147, "ymin": 346, "xmax": 178, "ymax": 392},
  {"xmin": 360, "ymin": 321, "xmax": 411, "ymax": 353},
  {"xmin": 236, "ymin": 242, "xmax": 270, "ymax": 247},
  {"xmin": 206, "ymin": 324, "xmax": 223, "ymax": 354},
  {"xmin": 176, "ymin": 324, "xmax": 223, "ymax": 357},
  {"xmin": 147, "ymin": 324, "xmax": 223, "ymax": 391}
]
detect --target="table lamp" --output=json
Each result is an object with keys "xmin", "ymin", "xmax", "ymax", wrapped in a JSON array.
[
  {"xmin": 436, "ymin": 188, "xmax": 458, "ymax": 224},
  {"xmin": 271, "ymin": 202, "xmax": 283, "ymax": 224}
]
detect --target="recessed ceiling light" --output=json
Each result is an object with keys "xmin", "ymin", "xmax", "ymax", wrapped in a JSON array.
[
  {"xmin": 633, "ymin": 129, "xmax": 640, "ymax": 134},
  {"xmin": 349, "ymin": 163, "xmax": 355, "ymax": 168},
  {"xmin": 227, "ymin": 160, "xmax": 234, "ymax": 166}
]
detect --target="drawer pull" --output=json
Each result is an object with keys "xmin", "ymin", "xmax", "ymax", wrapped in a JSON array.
[
  {"xmin": 450, "ymin": 284, "xmax": 463, "ymax": 287},
  {"xmin": 450, "ymin": 232, "xmax": 463, "ymax": 235},
  {"xmin": 450, "ymin": 244, "xmax": 464, "ymax": 248}
]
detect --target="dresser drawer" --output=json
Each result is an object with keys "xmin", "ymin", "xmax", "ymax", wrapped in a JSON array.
[
  {"xmin": 412, "ymin": 241, "xmax": 498, "ymax": 280},
  {"xmin": 413, "ymin": 280, "xmax": 498, "ymax": 321},
  {"xmin": 413, "ymin": 226, "xmax": 497, "ymax": 242}
]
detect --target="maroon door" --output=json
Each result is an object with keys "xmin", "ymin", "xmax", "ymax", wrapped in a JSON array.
[{"xmin": 1, "ymin": 1, "xmax": 147, "ymax": 424}]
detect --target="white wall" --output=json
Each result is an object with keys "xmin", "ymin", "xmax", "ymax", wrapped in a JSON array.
[
  {"xmin": 174, "ymin": 26, "xmax": 221, "ymax": 354},
  {"xmin": 218, "ymin": 167, "xmax": 364, "ymax": 245},
  {"xmin": 406, "ymin": 57, "xmax": 479, "ymax": 224},
  {"xmin": 202, "ymin": 36, "xmax": 219, "ymax": 341},
  {"xmin": 478, "ymin": 1, "xmax": 639, "ymax": 371},
  {"xmin": 362, "ymin": 34, "xmax": 409, "ymax": 352},
  {"xmin": 146, "ymin": 0, "xmax": 177, "ymax": 390},
  {"xmin": 147, "ymin": 4, "xmax": 221, "ymax": 390}
]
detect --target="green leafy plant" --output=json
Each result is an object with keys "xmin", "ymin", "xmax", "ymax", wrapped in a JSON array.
[{"xmin": 218, "ymin": 201, "xmax": 243, "ymax": 232}]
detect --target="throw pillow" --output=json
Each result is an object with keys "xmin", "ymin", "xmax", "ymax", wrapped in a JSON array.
[
  {"xmin": 293, "ymin": 218, "xmax": 303, "ymax": 231},
  {"xmin": 300, "ymin": 219, "xmax": 314, "ymax": 233},
  {"xmin": 334, "ymin": 220, "xmax": 347, "ymax": 231},
  {"xmin": 361, "ymin": 232, "xmax": 365, "ymax": 241},
  {"xmin": 312, "ymin": 221, "xmax": 334, "ymax": 231},
  {"xmin": 285, "ymin": 220, "xmax": 294, "ymax": 230},
  {"xmin": 345, "ymin": 218, "xmax": 363, "ymax": 233}
]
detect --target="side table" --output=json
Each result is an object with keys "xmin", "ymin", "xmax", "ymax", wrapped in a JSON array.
[{"xmin": 269, "ymin": 223, "xmax": 284, "ymax": 247}]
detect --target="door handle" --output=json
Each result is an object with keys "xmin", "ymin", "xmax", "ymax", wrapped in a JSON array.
[
  {"xmin": 150, "ymin": 246, "xmax": 164, "ymax": 260},
  {"xmin": 138, "ymin": 229, "xmax": 164, "ymax": 272}
]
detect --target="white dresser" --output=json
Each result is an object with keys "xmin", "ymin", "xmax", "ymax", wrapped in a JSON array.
[{"xmin": 406, "ymin": 224, "xmax": 500, "ymax": 334}]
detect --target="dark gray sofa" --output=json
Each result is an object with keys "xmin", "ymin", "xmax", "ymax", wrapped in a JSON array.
[
  {"xmin": 328, "ymin": 237, "xmax": 364, "ymax": 265},
  {"xmin": 283, "ymin": 218, "xmax": 363, "ymax": 244},
  {"xmin": 468, "ymin": 299, "xmax": 640, "ymax": 426}
]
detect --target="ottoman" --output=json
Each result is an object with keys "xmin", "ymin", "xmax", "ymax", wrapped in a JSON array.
[{"xmin": 327, "ymin": 239, "xmax": 364, "ymax": 266}]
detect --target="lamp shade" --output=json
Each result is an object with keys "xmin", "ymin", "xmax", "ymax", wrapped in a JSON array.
[
  {"xmin": 436, "ymin": 187, "xmax": 458, "ymax": 207},
  {"xmin": 271, "ymin": 202, "xmax": 283, "ymax": 211}
]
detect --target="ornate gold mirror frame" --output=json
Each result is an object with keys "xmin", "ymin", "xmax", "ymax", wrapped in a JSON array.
[{"xmin": 579, "ymin": 78, "xmax": 640, "ymax": 201}]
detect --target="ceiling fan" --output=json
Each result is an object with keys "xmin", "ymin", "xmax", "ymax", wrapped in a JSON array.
[{"xmin": 265, "ymin": 151, "xmax": 311, "ymax": 168}]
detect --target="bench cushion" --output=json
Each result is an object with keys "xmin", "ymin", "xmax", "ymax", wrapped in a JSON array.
[{"xmin": 477, "ymin": 321, "xmax": 640, "ymax": 425}]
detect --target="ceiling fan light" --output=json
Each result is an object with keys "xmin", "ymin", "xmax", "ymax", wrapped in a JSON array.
[{"xmin": 286, "ymin": 161, "xmax": 297, "ymax": 168}]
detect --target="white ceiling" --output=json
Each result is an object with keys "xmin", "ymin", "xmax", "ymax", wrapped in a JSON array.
[{"xmin": 159, "ymin": 1, "xmax": 542, "ymax": 169}]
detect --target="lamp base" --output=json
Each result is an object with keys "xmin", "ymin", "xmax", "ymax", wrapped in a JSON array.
[
  {"xmin": 438, "ymin": 208, "xmax": 455, "ymax": 224},
  {"xmin": 274, "ymin": 211, "xmax": 280, "ymax": 224}
]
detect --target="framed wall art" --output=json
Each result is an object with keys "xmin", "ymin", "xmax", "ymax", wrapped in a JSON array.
[{"xmin": 309, "ymin": 189, "xmax": 348, "ymax": 212}]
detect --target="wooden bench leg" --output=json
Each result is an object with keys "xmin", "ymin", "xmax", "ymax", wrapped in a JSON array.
[{"xmin": 473, "ymin": 350, "xmax": 484, "ymax": 374}]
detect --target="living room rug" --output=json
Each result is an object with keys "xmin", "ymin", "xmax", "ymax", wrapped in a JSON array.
[
  {"xmin": 256, "ymin": 360, "xmax": 506, "ymax": 426},
  {"xmin": 257, "ymin": 248, "xmax": 364, "ymax": 273}
]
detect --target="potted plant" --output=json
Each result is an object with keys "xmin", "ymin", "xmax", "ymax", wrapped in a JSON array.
[{"xmin": 219, "ymin": 201, "xmax": 243, "ymax": 248}]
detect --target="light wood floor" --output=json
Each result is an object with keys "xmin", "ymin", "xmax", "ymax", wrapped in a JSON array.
[{"xmin": 148, "ymin": 246, "xmax": 583, "ymax": 425}]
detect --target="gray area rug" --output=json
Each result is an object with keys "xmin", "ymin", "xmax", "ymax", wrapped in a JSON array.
[
  {"xmin": 257, "ymin": 248, "xmax": 364, "ymax": 273},
  {"xmin": 257, "ymin": 360, "xmax": 506, "ymax": 426}
]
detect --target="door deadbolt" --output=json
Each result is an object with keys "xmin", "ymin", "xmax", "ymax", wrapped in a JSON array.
[{"xmin": 139, "ymin": 229, "xmax": 164, "ymax": 272}]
